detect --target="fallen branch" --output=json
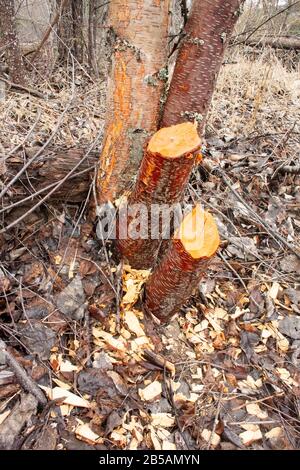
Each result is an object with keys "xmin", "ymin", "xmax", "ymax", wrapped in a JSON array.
[
  {"xmin": 1, "ymin": 148, "xmax": 98, "ymax": 211},
  {"xmin": 0, "ymin": 339, "xmax": 47, "ymax": 406},
  {"xmin": 243, "ymin": 36, "xmax": 300, "ymax": 51},
  {"xmin": 0, "ymin": 76, "xmax": 54, "ymax": 99}
]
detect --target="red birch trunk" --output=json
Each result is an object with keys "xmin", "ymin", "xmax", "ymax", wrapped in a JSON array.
[
  {"xmin": 144, "ymin": 206, "xmax": 220, "ymax": 323},
  {"xmin": 161, "ymin": 0, "xmax": 244, "ymax": 130}
]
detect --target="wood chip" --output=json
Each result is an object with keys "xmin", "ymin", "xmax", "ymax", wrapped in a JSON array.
[{"xmin": 138, "ymin": 381, "xmax": 162, "ymax": 401}]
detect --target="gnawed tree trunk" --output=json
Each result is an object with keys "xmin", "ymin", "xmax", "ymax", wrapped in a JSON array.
[
  {"xmin": 161, "ymin": 0, "xmax": 244, "ymax": 129},
  {"xmin": 97, "ymin": 0, "xmax": 170, "ymax": 204},
  {"xmin": 0, "ymin": 0, "xmax": 27, "ymax": 85},
  {"xmin": 117, "ymin": 123, "xmax": 201, "ymax": 269},
  {"xmin": 144, "ymin": 206, "xmax": 220, "ymax": 323},
  {"xmin": 57, "ymin": 0, "xmax": 84, "ymax": 63}
]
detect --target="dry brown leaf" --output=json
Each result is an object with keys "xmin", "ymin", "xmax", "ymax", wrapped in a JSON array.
[
  {"xmin": 124, "ymin": 310, "xmax": 145, "ymax": 337},
  {"xmin": 138, "ymin": 381, "xmax": 162, "ymax": 401}
]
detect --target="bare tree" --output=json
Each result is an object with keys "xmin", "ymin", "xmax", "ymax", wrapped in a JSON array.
[
  {"xmin": 57, "ymin": 0, "xmax": 84, "ymax": 63},
  {"xmin": 0, "ymin": 0, "xmax": 27, "ymax": 84}
]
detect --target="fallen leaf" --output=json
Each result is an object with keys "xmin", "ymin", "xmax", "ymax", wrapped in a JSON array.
[
  {"xmin": 151, "ymin": 413, "xmax": 175, "ymax": 428},
  {"xmin": 124, "ymin": 310, "xmax": 145, "ymax": 337},
  {"xmin": 265, "ymin": 427, "xmax": 283, "ymax": 439},
  {"xmin": 138, "ymin": 381, "xmax": 162, "ymax": 401},
  {"xmin": 40, "ymin": 386, "xmax": 90, "ymax": 408},
  {"xmin": 246, "ymin": 402, "xmax": 268, "ymax": 419},
  {"xmin": 201, "ymin": 429, "xmax": 221, "ymax": 447},
  {"xmin": 239, "ymin": 428, "xmax": 262, "ymax": 446}
]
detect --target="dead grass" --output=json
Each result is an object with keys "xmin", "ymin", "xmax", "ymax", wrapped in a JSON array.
[{"xmin": 208, "ymin": 48, "xmax": 300, "ymax": 138}]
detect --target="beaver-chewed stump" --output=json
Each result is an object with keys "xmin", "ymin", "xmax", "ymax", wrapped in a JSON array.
[
  {"xmin": 144, "ymin": 205, "xmax": 220, "ymax": 323},
  {"xmin": 116, "ymin": 122, "xmax": 201, "ymax": 270}
]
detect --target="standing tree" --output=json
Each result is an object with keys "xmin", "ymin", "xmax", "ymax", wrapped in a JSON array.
[
  {"xmin": 57, "ymin": 0, "xmax": 84, "ymax": 63},
  {"xmin": 97, "ymin": 0, "xmax": 170, "ymax": 203},
  {"xmin": 0, "ymin": 0, "xmax": 27, "ymax": 85}
]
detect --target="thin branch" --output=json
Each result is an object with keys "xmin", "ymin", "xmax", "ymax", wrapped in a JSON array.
[
  {"xmin": 0, "ymin": 339, "xmax": 47, "ymax": 406},
  {"xmin": 231, "ymin": 1, "xmax": 300, "ymax": 47}
]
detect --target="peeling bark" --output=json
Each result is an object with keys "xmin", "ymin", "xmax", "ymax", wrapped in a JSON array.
[
  {"xmin": 144, "ymin": 207, "xmax": 220, "ymax": 323},
  {"xmin": 117, "ymin": 123, "xmax": 201, "ymax": 269},
  {"xmin": 97, "ymin": 0, "xmax": 170, "ymax": 203},
  {"xmin": 161, "ymin": 0, "xmax": 244, "ymax": 130}
]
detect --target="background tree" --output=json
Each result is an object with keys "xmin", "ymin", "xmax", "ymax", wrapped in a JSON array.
[
  {"xmin": 0, "ymin": 0, "xmax": 27, "ymax": 84},
  {"xmin": 57, "ymin": 0, "xmax": 84, "ymax": 63}
]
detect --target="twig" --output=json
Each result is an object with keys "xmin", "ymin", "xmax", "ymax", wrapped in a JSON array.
[
  {"xmin": 0, "ymin": 91, "xmax": 74, "ymax": 200},
  {"xmin": 217, "ymin": 170, "xmax": 300, "ymax": 260},
  {"xmin": 218, "ymin": 250, "xmax": 249, "ymax": 293},
  {"xmin": 230, "ymin": 1, "xmax": 300, "ymax": 47},
  {"xmin": 142, "ymin": 350, "xmax": 176, "ymax": 376},
  {"xmin": 0, "ymin": 339, "xmax": 47, "ymax": 406},
  {"xmin": 0, "ymin": 76, "xmax": 53, "ymax": 99},
  {"xmin": 207, "ymin": 390, "xmax": 223, "ymax": 450}
]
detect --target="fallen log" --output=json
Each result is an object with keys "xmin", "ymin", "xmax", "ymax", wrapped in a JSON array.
[
  {"xmin": 144, "ymin": 206, "xmax": 220, "ymax": 323},
  {"xmin": 242, "ymin": 36, "xmax": 300, "ymax": 51},
  {"xmin": 116, "ymin": 122, "xmax": 201, "ymax": 269},
  {"xmin": 1, "ymin": 147, "xmax": 98, "ymax": 208}
]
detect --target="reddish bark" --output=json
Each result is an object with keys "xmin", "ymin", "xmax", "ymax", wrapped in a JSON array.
[
  {"xmin": 161, "ymin": 0, "xmax": 244, "ymax": 130},
  {"xmin": 97, "ymin": 0, "xmax": 170, "ymax": 203},
  {"xmin": 144, "ymin": 207, "xmax": 220, "ymax": 323},
  {"xmin": 116, "ymin": 123, "xmax": 201, "ymax": 269}
]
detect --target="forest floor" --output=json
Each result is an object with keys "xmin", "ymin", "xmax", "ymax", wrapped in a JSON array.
[{"xmin": 0, "ymin": 47, "xmax": 300, "ymax": 450}]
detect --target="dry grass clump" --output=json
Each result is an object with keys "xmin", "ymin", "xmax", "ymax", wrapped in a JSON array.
[{"xmin": 208, "ymin": 48, "xmax": 300, "ymax": 138}]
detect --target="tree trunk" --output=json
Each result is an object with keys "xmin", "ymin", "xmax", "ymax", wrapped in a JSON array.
[
  {"xmin": 144, "ymin": 207, "xmax": 220, "ymax": 323},
  {"xmin": 116, "ymin": 122, "xmax": 201, "ymax": 269},
  {"xmin": 88, "ymin": 0, "xmax": 96, "ymax": 72},
  {"xmin": 57, "ymin": 0, "xmax": 84, "ymax": 63},
  {"xmin": 0, "ymin": 0, "xmax": 27, "ymax": 85},
  {"xmin": 161, "ymin": 0, "xmax": 244, "ymax": 130},
  {"xmin": 97, "ymin": 0, "xmax": 170, "ymax": 204}
]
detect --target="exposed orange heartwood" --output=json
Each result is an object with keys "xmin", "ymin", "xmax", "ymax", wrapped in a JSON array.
[
  {"xmin": 116, "ymin": 122, "xmax": 201, "ymax": 269},
  {"xmin": 144, "ymin": 207, "xmax": 220, "ymax": 323},
  {"xmin": 97, "ymin": 0, "xmax": 170, "ymax": 203}
]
